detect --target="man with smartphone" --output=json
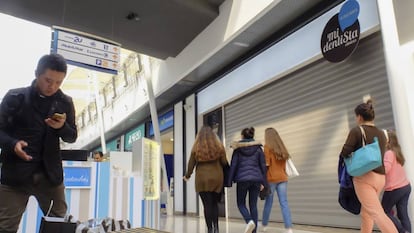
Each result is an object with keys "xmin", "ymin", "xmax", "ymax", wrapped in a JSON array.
[{"xmin": 0, "ymin": 54, "xmax": 77, "ymax": 233}]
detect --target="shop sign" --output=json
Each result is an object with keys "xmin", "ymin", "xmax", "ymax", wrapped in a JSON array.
[
  {"xmin": 106, "ymin": 139, "xmax": 119, "ymax": 152},
  {"xmin": 64, "ymin": 166, "xmax": 91, "ymax": 188},
  {"xmin": 149, "ymin": 110, "xmax": 174, "ymax": 136},
  {"xmin": 124, "ymin": 124, "xmax": 145, "ymax": 151},
  {"xmin": 321, "ymin": 0, "xmax": 360, "ymax": 63},
  {"xmin": 96, "ymin": 139, "xmax": 119, "ymax": 152}
]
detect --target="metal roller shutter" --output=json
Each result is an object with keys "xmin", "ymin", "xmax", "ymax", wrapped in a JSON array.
[{"xmin": 224, "ymin": 32, "xmax": 394, "ymax": 228}]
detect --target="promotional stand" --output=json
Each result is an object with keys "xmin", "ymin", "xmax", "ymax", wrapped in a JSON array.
[{"xmin": 132, "ymin": 137, "xmax": 161, "ymax": 229}]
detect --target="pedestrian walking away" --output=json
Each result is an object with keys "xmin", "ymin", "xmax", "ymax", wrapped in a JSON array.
[
  {"xmin": 227, "ymin": 127, "xmax": 267, "ymax": 233},
  {"xmin": 381, "ymin": 130, "xmax": 411, "ymax": 233},
  {"xmin": 184, "ymin": 125, "xmax": 229, "ymax": 233},
  {"xmin": 339, "ymin": 100, "xmax": 397, "ymax": 233},
  {"xmin": 261, "ymin": 127, "xmax": 293, "ymax": 233}
]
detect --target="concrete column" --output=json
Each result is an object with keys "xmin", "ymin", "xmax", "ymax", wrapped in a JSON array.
[
  {"xmin": 90, "ymin": 71, "xmax": 107, "ymax": 154},
  {"xmin": 142, "ymin": 55, "xmax": 162, "ymax": 229},
  {"xmin": 377, "ymin": 0, "xmax": 414, "ymax": 216}
]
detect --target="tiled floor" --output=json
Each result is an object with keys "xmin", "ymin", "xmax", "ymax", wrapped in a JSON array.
[{"xmin": 159, "ymin": 215, "xmax": 362, "ymax": 233}]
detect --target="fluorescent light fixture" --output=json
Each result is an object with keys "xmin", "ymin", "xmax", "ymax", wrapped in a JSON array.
[{"xmin": 233, "ymin": 41, "xmax": 249, "ymax": 47}]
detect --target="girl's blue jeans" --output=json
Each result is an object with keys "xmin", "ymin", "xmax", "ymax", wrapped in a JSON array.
[{"xmin": 262, "ymin": 181, "xmax": 292, "ymax": 228}]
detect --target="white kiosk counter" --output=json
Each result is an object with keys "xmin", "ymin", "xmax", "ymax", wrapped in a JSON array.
[{"xmin": 18, "ymin": 154, "xmax": 144, "ymax": 233}]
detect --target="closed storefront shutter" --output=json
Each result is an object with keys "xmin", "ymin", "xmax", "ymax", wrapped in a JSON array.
[{"xmin": 224, "ymin": 32, "xmax": 394, "ymax": 228}]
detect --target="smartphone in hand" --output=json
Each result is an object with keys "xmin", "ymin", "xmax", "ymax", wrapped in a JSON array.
[{"xmin": 51, "ymin": 113, "xmax": 66, "ymax": 120}]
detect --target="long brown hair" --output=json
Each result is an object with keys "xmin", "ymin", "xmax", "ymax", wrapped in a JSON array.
[
  {"xmin": 191, "ymin": 125, "xmax": 225, "ymax": 161},
  {"xmin": 264, "ymin": 127, "xmax": 289, "ymax": 160},
  {"xmin": 386, "ymin": 130, "xmax": 405, "ymax": 165}
]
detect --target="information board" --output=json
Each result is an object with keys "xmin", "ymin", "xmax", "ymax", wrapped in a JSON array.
[{"xmin": 51, "ymin": 26, "xmax": 121, "ymax": 74}]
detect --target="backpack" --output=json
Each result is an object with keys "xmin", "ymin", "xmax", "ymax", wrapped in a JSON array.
[
  {"xmin": 0, "ymin": 88, "xmax": 30, "ymax": 162},
  {"xmin": 338, "ymin": 155, "xmax": 361, "ymax": 215},
  {"xmin": 3, "ymin": 87, "xmax": 31, "ymax": 126}
]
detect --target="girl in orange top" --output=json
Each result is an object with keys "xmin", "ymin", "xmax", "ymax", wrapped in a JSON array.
[{"xmin": 261, "ymin": 128, "xmax": 292, "ymax": 233}]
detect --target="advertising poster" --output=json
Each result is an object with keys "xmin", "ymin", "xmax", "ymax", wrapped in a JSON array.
[{"xmin": 142, "ymin": 138, "xmax": 160, "ymax": 200}]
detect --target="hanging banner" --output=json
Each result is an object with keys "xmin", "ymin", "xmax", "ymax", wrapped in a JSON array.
[{"xmin": 321, "ymin": 0, "xmax": 360, "ymax": 63}]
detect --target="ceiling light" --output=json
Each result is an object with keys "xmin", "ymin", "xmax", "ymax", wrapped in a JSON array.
[{"xmin": 233, "ymin": 41, "xmax": 249, "ymax": 47}]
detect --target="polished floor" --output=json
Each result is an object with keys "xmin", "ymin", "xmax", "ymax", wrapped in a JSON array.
[{"xmin": 158, "ymin": 215, "xmax": 362, "ymax": 233}]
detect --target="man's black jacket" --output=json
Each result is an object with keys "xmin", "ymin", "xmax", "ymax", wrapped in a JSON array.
[{"xmin": 0, "ymin": 83, "xmax": 77, "ymax": 186}]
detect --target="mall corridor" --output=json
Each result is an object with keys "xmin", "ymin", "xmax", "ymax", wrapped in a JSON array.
[{"xmin": 158, "ymin": 215, "xmax": 362, "ymax": 233}]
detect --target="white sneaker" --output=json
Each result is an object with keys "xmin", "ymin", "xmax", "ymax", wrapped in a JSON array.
[
  {"xmin": 261, "ymin": 225, "xmax": 268, "ymax": 232},
  {"xmin": 244, "ymin": 220, "xmax": 255, "ymax": 233},
  {"xmin": 285, "ymin": 228, "xmax": 293, "ymax": 233}
]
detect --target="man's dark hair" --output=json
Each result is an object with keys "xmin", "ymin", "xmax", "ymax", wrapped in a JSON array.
[
  {"xmin": 94, "ymin": 151, "xmax": 103, "ymax": 158},
  {"xmin": 35, "ymin": 53, "xmax": 67, "ymax": 78}
]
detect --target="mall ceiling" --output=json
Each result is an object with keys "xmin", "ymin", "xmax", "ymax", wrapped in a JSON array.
[
  {"xmin": 0, "ymin": 0, "xmax": 225, "ymax": 59},
  {"xmin": 0, "ymin": 0, "xmax": 343, "ymax": 149}
]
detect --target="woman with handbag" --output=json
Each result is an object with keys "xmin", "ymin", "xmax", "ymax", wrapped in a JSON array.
[
  {"xmin": 261, "ymin": 127, "xmax": 293, "ymax": 233},
  {"xmin": 339, "ymin": 100, "xmax": 397, "ymax": 233},
  {"xmin": 183, "ymin": 125, "xmax": 229, "ymax": 233},
  {"xmin": 382, "ymin": 130, "xmax": 411, "ymax": 233}
]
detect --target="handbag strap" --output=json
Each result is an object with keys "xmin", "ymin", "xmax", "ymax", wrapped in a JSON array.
[
  {"xmin": 359, "ymin": 126, "xmax": 389, "ymax": 147},
  {"xmin": 383, "ymin": 129, "xmax": 389, "ymax": 143},
  {"xmin": 358, "ymin": 126, "xmax": 367, "ymax": 147}
]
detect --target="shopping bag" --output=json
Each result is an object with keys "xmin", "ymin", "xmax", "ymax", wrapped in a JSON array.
[
  {"xmin": 223, "ymin": 163, "xmax": 231, "ymax": 187},
  {"xmin": 337, "ymin": 156, "xmax": 360, "ymax": 215},
  {"xmin": 344, "ymin": 127, "xmax": 382, "ymax": 176},
  {"xmin": 39, "ymin": 216, "xmax": 77, "ymax": 233},
  {"xmin": 338, "ymin": 156, "xmax": 353, "ymax": 189},
  {"xmin": 75, "ymin": 218, "xmax": 131, "ymax": 233},
  {"xmin": 338, "ymin": 186, "xmax": 361, "ymax": 215},
  {"xmin": 285, "ymin": 158, "xmax": 299, "ymax": 178}
]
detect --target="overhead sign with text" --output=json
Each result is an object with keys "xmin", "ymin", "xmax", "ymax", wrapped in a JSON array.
[
  {"xmin": 321, "ymin": 0, "xmax": 360, "ymax": 63},
  {"xmin": 51, "ymin": 27, "xmax": 121, "ymax": 74}
]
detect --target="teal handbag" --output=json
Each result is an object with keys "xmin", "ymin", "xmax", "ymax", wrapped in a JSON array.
[{"xmin": 344, "ymin": 126, "xmax": 382, "ymax": 177}]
